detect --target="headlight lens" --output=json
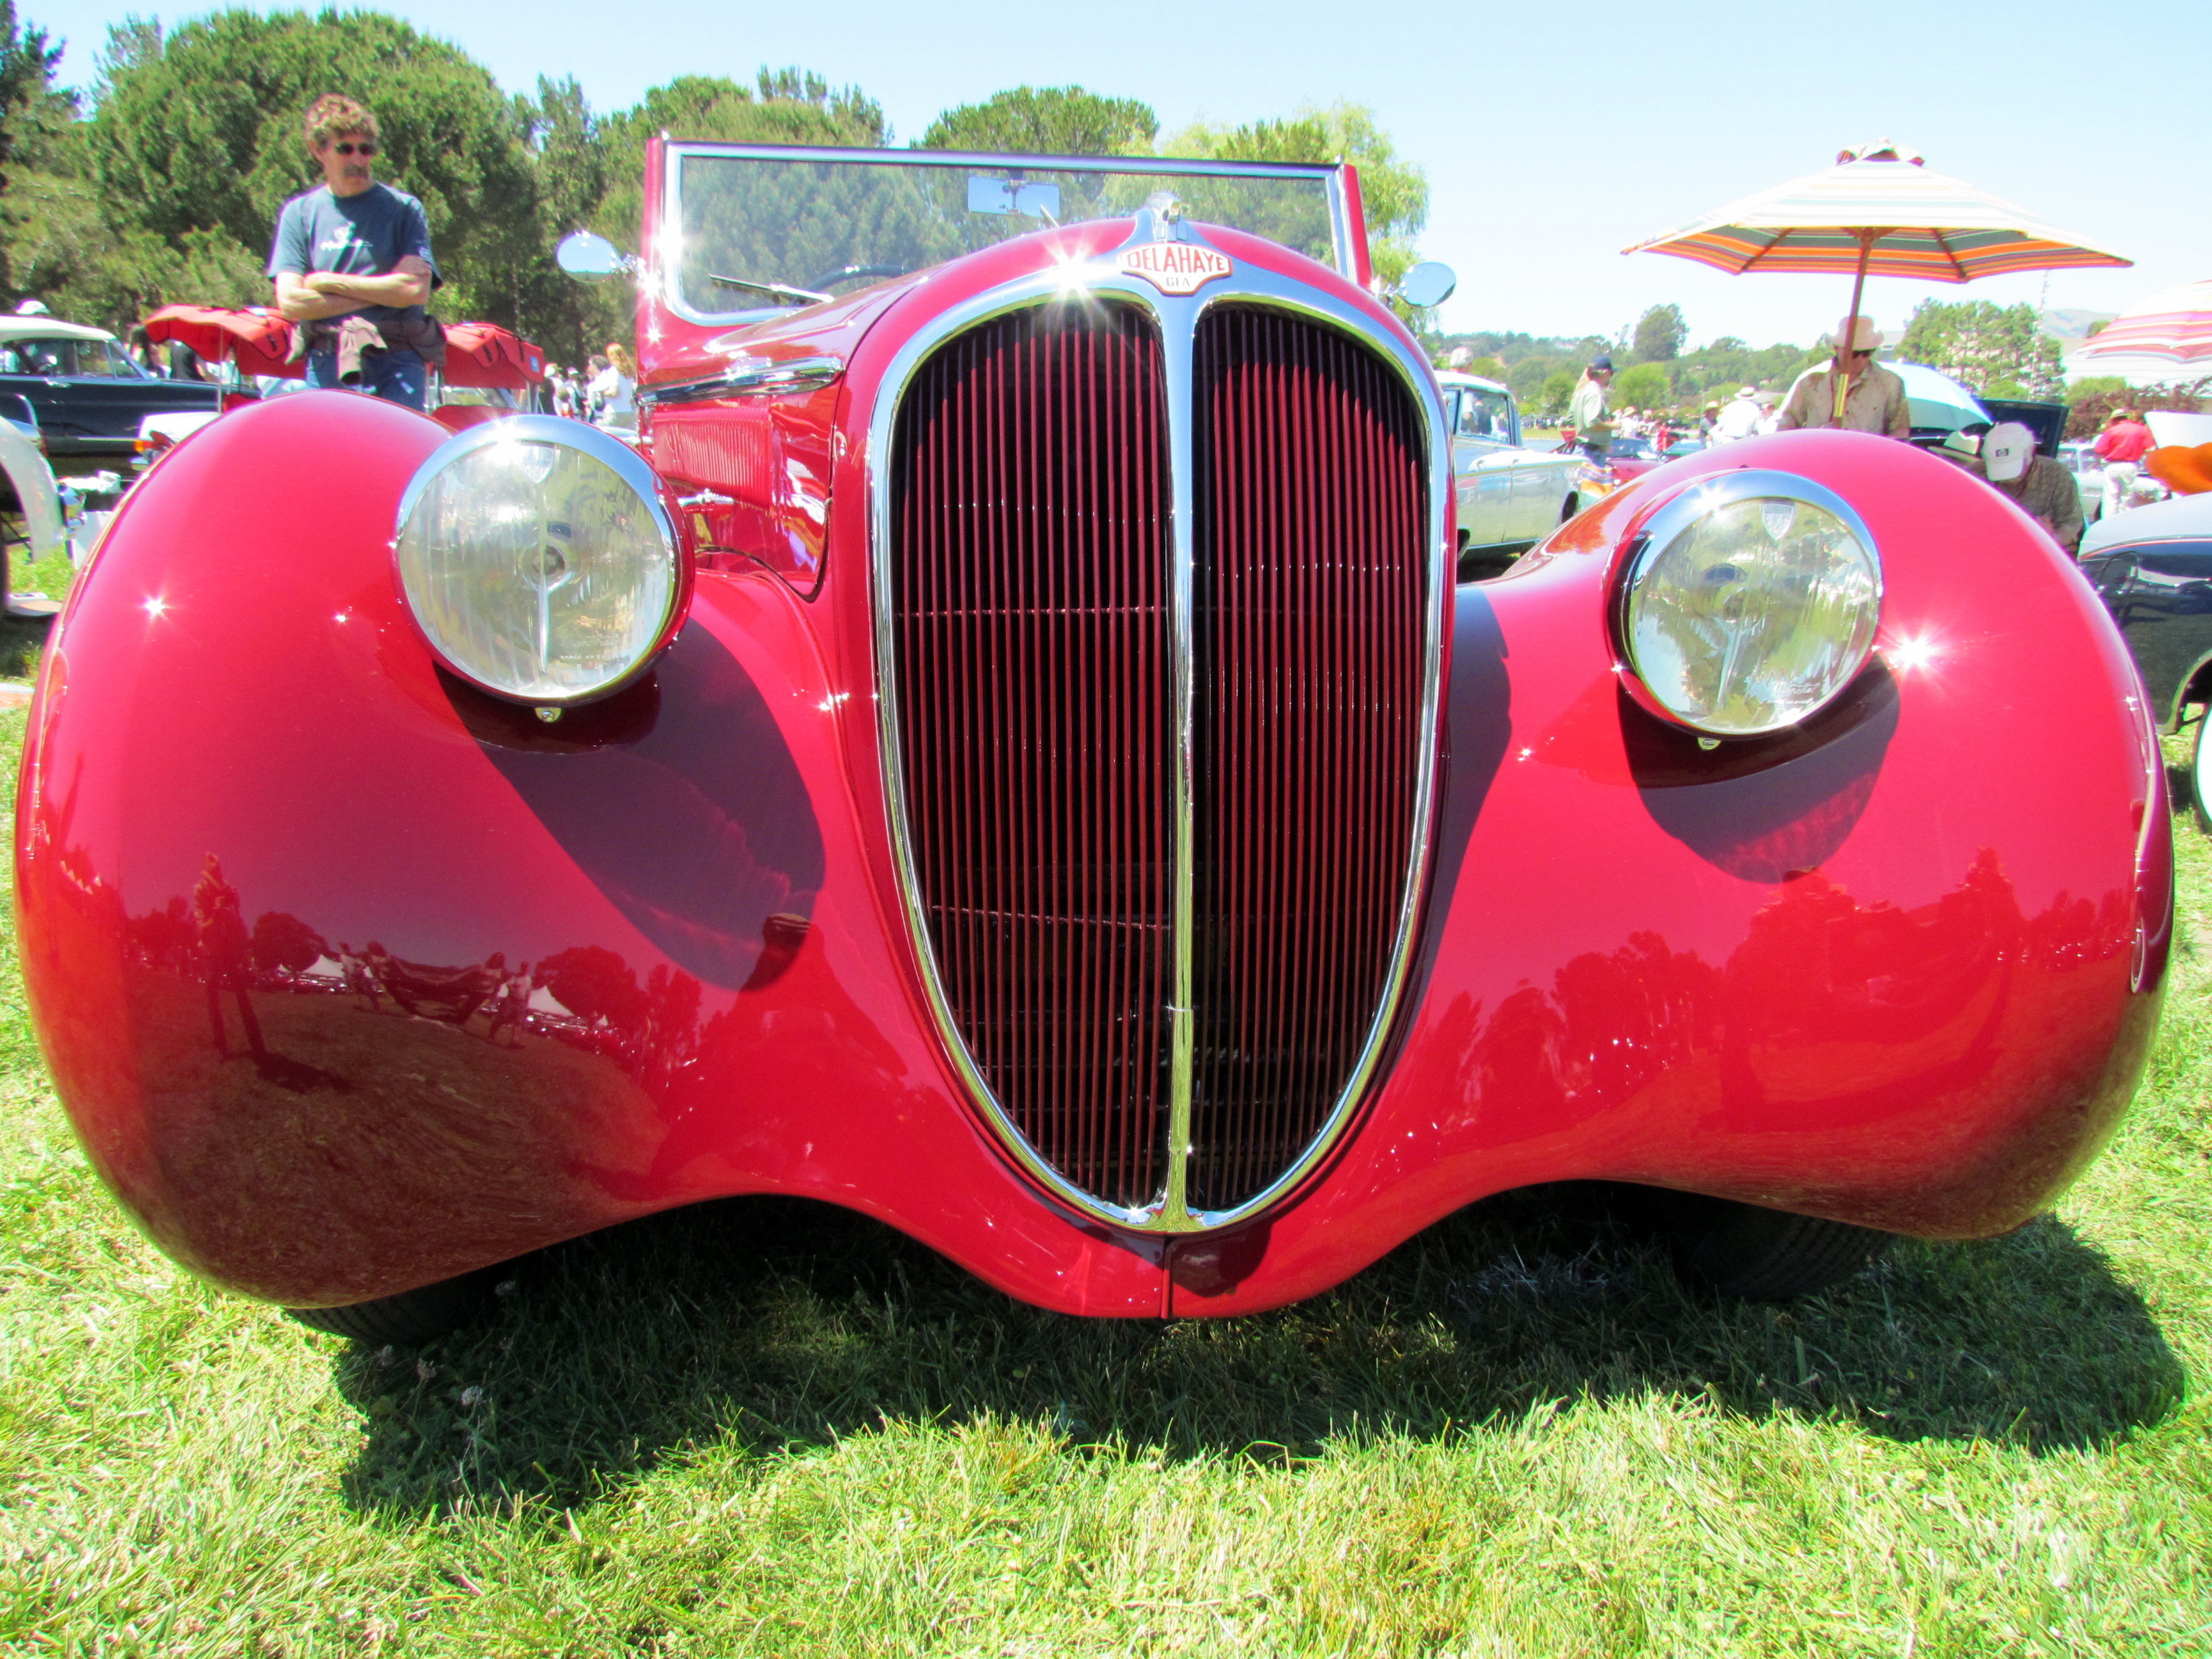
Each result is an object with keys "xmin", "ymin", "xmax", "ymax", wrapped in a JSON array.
[
  {"xmin": 1619, "ymin": 470, "xmax": 1881, "ymax": 737},
  {"xmin": 394, "ymin": 416, "xmax": 680, "ymax": 703}
]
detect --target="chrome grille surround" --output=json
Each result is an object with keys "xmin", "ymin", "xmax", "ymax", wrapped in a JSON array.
[{"xmin": 868, "ymin": 217, "xmax": 1452, "ymax": 1233}]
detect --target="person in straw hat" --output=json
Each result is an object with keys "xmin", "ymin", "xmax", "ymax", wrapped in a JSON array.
[{"xmin": 1776, "ymin": 315, "xmax": 1910, "ymax": 439}]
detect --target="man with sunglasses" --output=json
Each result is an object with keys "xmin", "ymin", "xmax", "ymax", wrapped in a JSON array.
[
  {"xmin": 1774, "ymin": 315, "xmax": 1910, "ymax": 441},
  {"xmin": 267, "ymin": 94, "xmax": 440, "ymax": 410}
]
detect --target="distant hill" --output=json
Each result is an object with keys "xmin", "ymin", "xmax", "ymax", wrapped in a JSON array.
[{"xmin": 2042, "ymin": 308, "xmax": 2119, "ymax": 342}]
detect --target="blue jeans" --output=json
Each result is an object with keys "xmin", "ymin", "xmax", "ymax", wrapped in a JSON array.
[{"xmin": 305, "ymin": 346, "xmax": 427, "ymax": 410}]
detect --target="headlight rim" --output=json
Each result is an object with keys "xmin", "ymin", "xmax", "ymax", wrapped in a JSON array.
[
  {"xmin": 392, "ymin": 413, "xmax": 690, "ymax": 707},
  {"xmin": 1609, "ymin": 467, "xmax": 1883, "ymax": 740}
]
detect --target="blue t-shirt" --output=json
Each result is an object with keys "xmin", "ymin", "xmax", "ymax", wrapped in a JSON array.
[{"xmin": 266, "ymin": 182, "xmax": 439, "ymax": 325}]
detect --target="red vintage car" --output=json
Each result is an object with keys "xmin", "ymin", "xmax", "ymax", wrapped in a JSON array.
[{"xmin": 14, "ymin": 142, "xmax": 2170, "ymax": 1343}]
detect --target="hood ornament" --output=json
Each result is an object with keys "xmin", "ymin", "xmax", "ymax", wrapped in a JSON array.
[{"xmin": 1114, "ymin": 199, "xmax": 1231, "ymax": 295}]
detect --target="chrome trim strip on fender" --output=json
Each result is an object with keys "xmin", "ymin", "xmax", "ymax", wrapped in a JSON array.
[
  {"xmin": 866, "ymin": 217, "xmax": 1452, "ymax": 1235},
  {"xmin": 639, "ymin": 355, "xmax": 844, "ymax": 406}
]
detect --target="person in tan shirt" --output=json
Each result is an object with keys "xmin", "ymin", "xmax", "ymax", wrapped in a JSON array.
[{"xmin": 1775, "ymin": 315, "xmax": 1911, "ymax": 440}]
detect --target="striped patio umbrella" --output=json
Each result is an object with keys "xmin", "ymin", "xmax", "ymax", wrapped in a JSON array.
[
  {"xmin": 2073, "ymin": 279, "xmax": 2212, "ymax": 369},
  {"xmin": 1626, "ymin": 143, "xmax": 2131, "ymax": 418}
]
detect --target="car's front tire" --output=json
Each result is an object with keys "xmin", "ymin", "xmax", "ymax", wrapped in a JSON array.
[
  {"xmin": 285, "ymin": 1267, "xmax": 503, "ymax": 1345},
  {"xmin": 1675, "ymin": 1199, "xmax": 1892, "ymax": 1300}
]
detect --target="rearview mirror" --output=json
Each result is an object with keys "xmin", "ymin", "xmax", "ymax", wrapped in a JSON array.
[
  {"xmin": 1398, "ymin": 261, "xmax": 1457, "ymax": 310},
  {"xmin": 557, "ymin": 230, "xmax": 637, "ymax": 282}
]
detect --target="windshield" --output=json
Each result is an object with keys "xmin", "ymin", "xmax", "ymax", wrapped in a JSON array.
[{"xmin": 665, "ymin": 145, "xmax": 1351, "ymax": 323}]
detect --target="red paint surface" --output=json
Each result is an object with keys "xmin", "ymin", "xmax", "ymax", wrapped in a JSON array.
[{"xmin": 16, "ymin": 210, "xmax": 2167, "ymax": 1317}]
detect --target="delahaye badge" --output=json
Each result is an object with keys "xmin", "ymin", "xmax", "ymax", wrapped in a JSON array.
[{"xmin": 1115, "ymin": 240, "xmax": 1233, "ymax": 295}]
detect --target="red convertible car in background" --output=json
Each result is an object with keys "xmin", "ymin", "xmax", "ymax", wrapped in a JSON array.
[{"xmin": 14, "ymin": 142, "xmax": 2169, "ymax": 1343}]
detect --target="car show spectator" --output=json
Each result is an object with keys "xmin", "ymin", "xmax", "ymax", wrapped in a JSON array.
[
  {"xmin": 1755, "ymin": 396, "xmax": 1781, "ymax": 436},
  {"xmin": 1711, "ymin": 385, "xmax": 1763, "ymax": 444},
  {"xmin": 125, "ymin": 324, "xmax": 161, "ymax": 376},
  {"xmin": 2092, "ymin": 408, "xmax": 2155, "ymax": 520},
  {"xmin": 1698, "ymin": 402, "xmax": 1720, "ymax": 442},
  {"xmin": 1568, "ymin": 355, "xmax": 1614, "ymax": 457},
  {"xmin": 1774, "ymin": 315, "xmax": 1910, "ymax": 439},
  {"xmin": 591, "ymin": 343, "xmax": 638, "ymax": 434},
  {"xmin": 1981, "ymin": 420, "xmax": 2085, "ymax": 554},
  {"xmin": 267, "ymin": 94, "xmax": 441, "ymax": 410}
]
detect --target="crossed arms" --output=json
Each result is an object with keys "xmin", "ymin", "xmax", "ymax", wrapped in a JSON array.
[{"xmin": 273, "ymin": 256, "xmax": 433, "ymax": 322}]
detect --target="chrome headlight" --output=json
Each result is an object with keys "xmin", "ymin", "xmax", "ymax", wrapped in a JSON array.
[
  {"xmin": 394, "ymin": 416, "xmax": 682, "ymax": 703},
  {"xmin": 1616, "ymin": 470, "xmax": 1881, "ymax": 737}
]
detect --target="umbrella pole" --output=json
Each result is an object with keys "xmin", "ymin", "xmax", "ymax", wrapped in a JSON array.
[{"xmin": 1833, "ymin": 230, "xmax": 1874, "ymax": 424}]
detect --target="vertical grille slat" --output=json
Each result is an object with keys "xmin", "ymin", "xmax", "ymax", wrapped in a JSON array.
[
  {"xmin": 891, "ymin": 305, "xmax": 1174, "ymax": 1208},
  {"xmin": 888, "ymin": 294, "xmax": 1429, "ymax": 1221},
  {"xmin": 1187, "ymin": 306, "xmax": 1427, "ymax": 1213}
]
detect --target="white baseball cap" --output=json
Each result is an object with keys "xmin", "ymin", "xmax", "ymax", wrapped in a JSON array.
[{"xmin": 1982, "ymin": 422, "xmax": 2035, "ymax": 482}]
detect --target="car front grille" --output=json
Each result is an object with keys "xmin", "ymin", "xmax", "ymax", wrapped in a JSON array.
[{"xmin": 886, "ymin": 292, "xmax": 1432, "ymax": 1225}]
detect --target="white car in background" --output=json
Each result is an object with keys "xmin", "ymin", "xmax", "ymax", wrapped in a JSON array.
[{"xmin": 1435, "ymin": 370, "xmax": 1584, "ymax": 575}]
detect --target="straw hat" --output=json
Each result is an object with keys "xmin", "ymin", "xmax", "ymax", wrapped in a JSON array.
[
  {"xmin": 2146, "ymin": 444, "xmax": 2212, "ymax": 496},
  {"xmin": 1834, "ymin": 315, "xmax": 1884, "ymax": 353}
]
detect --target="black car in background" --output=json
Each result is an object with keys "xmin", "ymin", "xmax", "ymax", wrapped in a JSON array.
[
  {"xmin": 0, "ymin": 318, "xmax": 225, "ymax": 470},
  {"xmin": 2080, "ymin": 491, "xmax": 2212, "ymax": 826}
]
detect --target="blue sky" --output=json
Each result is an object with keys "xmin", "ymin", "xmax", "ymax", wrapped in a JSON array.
[{"xmin": 27, "ymin": 0, "xmax": 2211, "ymax": 349}]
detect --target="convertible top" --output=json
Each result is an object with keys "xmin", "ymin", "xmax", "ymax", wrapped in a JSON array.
[{"xmin": 143, "ymin": 305, "xmax": 546, "ymax": 390}]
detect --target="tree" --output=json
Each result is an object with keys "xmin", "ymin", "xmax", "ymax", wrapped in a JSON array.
[
  {"xmin": 1612, "ymin": 361, "xmax": 1673, "ymax": 411},
  {"xmin": 919, "ymin": 86, "xmax": 1156, "ymax": 156},
  {"xmin": 588, "ymin": 69, "xmax": 885, "ymax": 258},
  {"xmin": 250, "ymin": 911, "xmax": 327, "ymax": 978},
  {"xmin": 1895, "ymin": 299, "xmax": 2064, "ymax": 397},
  {"xmin": 1163, "ymin": 103, "xmax": 1428, "ymax": 309},
  {"xmin": 0, "ymin": 1, "xmax": 58, "ymax": 186},
  {"xmin": 1539, "ymin": 367, "xmax": 1578, "ymax": 417},
  {"xmin": 88, "ymin": 10, "xmax": 549, "ymax": 328},
  {"xmin": 1506, "ymin": 354, "xmax": 1565, "ymax": 405},
  {"xmin": 1631, "ymin": 302, "xmax": 1686, "ymax": 363},
  {"xmin": 0, "ymin": 0, "xmax": 62, "ymax": 291},
  {"xmin": 2064, "ymin": 378, "xmax": 2205, "ymax": 440}
]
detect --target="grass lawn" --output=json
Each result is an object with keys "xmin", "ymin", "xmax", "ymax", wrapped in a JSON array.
[{"xmin": 0, "ymin": 675, "xmax": 2207, "ymax": 1655}]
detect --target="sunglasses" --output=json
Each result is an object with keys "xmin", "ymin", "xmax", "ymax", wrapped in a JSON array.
[{"xmin": 331, "ymin": 141, "xmax": 377, "ymax": 156}]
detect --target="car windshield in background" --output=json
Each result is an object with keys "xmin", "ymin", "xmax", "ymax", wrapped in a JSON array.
[{"xmin": 667, "ymin": 146, "xmax": 1349, "ymax": 322}]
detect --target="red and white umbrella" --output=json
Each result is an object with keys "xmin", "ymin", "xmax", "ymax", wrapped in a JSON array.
[
  {"xmin": 1628, "ymin": 142, "xmax": 2131, "ymax": 421},
  {"xmin": 2073, "ymin": 278, "xmax": 2212, "ymax": 370}
]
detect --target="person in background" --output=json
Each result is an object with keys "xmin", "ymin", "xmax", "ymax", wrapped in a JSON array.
[
  {"xmin": 1982, "ymin": 421, "xmax": 2085, "ymax": 555},
  {"xmin": 1712, "ymin": 385, "xmax": 1763, "ymax": 444},
  {"xmin": 1697, "ymin": 402, "xmax": 1720, "ymax": 443},
  {"xmin": 1776, "ymin": 315, "xmax": 1910, "ymax": 439},
  {"xmin": 2092, "ymin": 408, "xmax": 2155, "ymax": 521},
  {"xmin": 592, "ymin": 343, "xmax": 637, "ymax": 434},
  {"xmin": 1754, "ymin": 395, "xmax": 1781, "ymax": 436},
  {"xmin": 125, "ymin": 324, "xmax": 162, "ymax": 377},
  {"xmin": 266, "ymin": 94, "xmax": 440, "ymax": 410},
  {"xmin": 1568, "ymin": 355, "xmax": 1614, "ymax": 459}
]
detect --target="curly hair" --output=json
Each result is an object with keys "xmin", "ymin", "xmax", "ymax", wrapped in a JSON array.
[{"xmin": 303, "ymin": 94, "xmax": 378, "ymax": 149}]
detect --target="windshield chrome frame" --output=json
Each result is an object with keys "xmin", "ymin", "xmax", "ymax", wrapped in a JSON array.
[
  {"xmin": 656, "ymin": 141, "xmax": 1359, "ymax": 327},
  {"xmin": 866, "ymin": 219, "xmax": 1450, "ymax": 1236}
]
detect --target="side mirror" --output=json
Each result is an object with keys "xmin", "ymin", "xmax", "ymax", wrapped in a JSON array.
[
  {"xmin": 556, "ymin": 230, "xmax": 637, "ymax": 282},
  {"xmin": 1398, "ymin": 261, "xmax": 1457, "ymax": 310}
]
